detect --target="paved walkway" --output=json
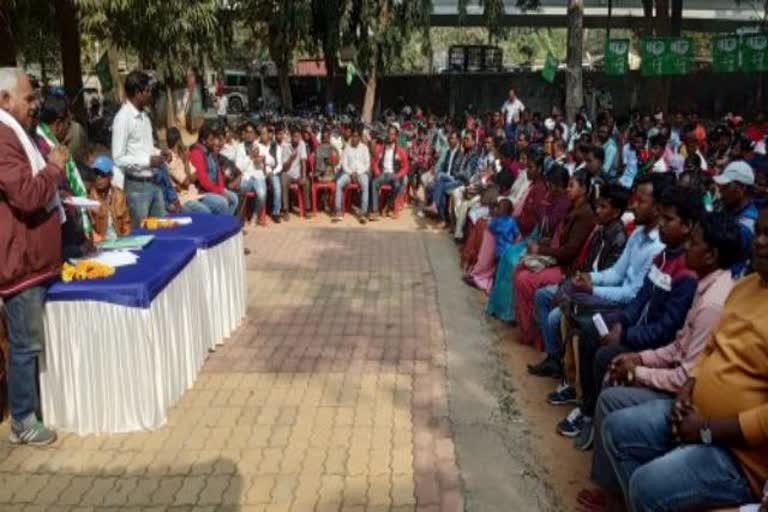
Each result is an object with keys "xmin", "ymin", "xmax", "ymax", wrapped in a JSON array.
[{"xmin": 0, "ymin": 222, "xmax": 467, "ymax": 511}]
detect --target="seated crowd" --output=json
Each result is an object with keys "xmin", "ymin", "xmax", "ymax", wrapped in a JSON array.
[
  {"xmin": 2, "ymin": 64, "xmax": 768, "ymax": 511},
  {"xmin": 445, "ymin": 91, "xmax": 768, "ymax": 511}
]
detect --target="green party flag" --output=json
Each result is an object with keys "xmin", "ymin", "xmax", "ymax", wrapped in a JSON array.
[
  {"xmin": 541, "ymin": 52, "xmax": 558, "ymax": 83},
  {"xmin": 95, "ymin": 51, "xmax": 113, "ymax": 93},
  {"xmin": 346, "ymin": 62, "xmax": 356, "ymax": 86},
  {"xmin": 712, "ymin": 34, "xmax": 741, "ymax": 73},
  {"xmin": 37, "ymin": 122, "xmax": 93, "ymax": 235},
  {"xmin": 641, "ymin": 37, "xmax": 693, "ymax": 76},
  {"xmin": 741, "ymin": 33, "xmax": 768, "ymax": 73},
  {"xmin": 604, "ymin": 39, "xmax": 630, "ymax": 76}
]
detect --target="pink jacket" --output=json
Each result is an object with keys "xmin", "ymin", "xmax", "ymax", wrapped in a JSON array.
[{"xmin": 635, "ymin": 269, "xmax": 735, "ymax": 393}]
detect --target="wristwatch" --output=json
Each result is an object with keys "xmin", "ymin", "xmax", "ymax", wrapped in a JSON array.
[{"xmin": 700, "ymin": 420, "xmax": 713, "ymax": 445}]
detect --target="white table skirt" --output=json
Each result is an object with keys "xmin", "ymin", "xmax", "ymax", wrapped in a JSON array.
[
  {"xmin": 39, "ymin": 233, "xmax": 246, "ymax": 435},
  {"xmin": 198, "ymin": 233, "xmax": 247, "ymax": 349}
]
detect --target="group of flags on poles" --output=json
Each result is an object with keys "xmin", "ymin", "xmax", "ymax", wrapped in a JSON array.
[{"xmin": 542, "ymin": 32, "xmax": 768, "ymax": 83}]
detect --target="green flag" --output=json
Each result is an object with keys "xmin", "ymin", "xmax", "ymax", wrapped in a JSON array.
[
  {"xmin": 741, "ymin": 33, "xmax": 768, "ymax": 73},
  {"xmin": 712, "ymin": 35, "xmax": 741, "ymax": 73},
  {"xmin": 541, "ymin": 52, "xmax": 558, "ymax": 83},
  {"xmin": 94, "ymin": 51, "xmax": 113, "ymax": 93},
  {"xmin": 604, "ymin": 39, "xmax": 630, "ymax": 76},
  {"xmin": 641, "ymin": 37, "xmax": 693, "ymax": 76},
  {"xmin": 346, "ymin": 63, "xmax": 356, "ymax": 86}
]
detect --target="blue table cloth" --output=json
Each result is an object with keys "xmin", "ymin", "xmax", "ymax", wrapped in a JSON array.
[
  {"xmin": 47, "ymin": 239, "xmax": 198, "ymax": 308},
  {"xmin": 133, "ymin": 213, "xmax": 241, "ymax": 249}
]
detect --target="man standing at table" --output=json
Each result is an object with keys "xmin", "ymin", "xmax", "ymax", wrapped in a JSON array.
[
  {"xmin": 111, "ymin": 70, "xmax": 170, "ymax": 227},
  {"xmin": 0, "ymin": 68, "xmax": 68, "ymax": 445}
]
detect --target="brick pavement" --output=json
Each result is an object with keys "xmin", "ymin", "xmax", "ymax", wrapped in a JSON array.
[{"xmin": 0, "ymin": 224, "xmax": 464, "ymax": 511}]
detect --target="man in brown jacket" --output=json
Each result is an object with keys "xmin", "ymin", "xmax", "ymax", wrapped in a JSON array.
[
  {"xmin": 88, "ymin": 155, "xmax": 132, "ymax": 240},
  {"xmin": 0, "ymin": 68, "xmax": 67, "ymax": 445}
]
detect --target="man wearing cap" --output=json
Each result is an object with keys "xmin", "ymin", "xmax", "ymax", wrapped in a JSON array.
[
  {"xmin": 88, "ymin": 156, "xmax": 132, "ymax": 241},
  {"xmin": 0, "ymin": 67, "xmax": 67, "ymax": 445},
  {"xmin": 715, "ymin": 161, "xmax": 759, "ymax": 277}
]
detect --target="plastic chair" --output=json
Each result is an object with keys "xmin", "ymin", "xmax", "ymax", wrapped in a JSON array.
[
  {"xmin": 377, "ymin": 184, "xmax": 406, "ymax": 217},
  {"xmin": 243, "ymin": 191, "xmax": 268, "ymax": 224},
  {"xmin": 343, "ymin": 181, "xmax": 361, "ymax": 214},
  {"xmin": 287, "ymin": 183, "xmax": 306, "ymax": 218}
]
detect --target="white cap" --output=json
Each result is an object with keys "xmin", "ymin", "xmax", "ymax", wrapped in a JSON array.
[{"xmin": 713, "ymin": 161, "xmax": 755, "ymax": 186}]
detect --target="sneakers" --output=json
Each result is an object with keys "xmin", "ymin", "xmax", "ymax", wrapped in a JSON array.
[
  {"xmin": 9, "ymin": 415, "xmax": 57, "ymax": 446},
  {"xmin": 527, "ymin": 355, "xmax": 562, "ymax": 379},
  {"xmin": 416, "ymin": 209, "xmax": 426, "ymax": 219},
  {"xmin": 574, "ymin": 417, "xmax": 595, "ymax": 451},
  {"xmin": 547, "ymin": 382, "xmax": 579, "ymax": 406},
  {"xmin": 270, "ymin": 214, "xmax": 282, "ymax": 224},
  {"xmin": 331, "ymin": 212, "xmax": 342, "ymax": 223},
  {"xmin": 557, "ymin": 407, "xmax": 587, "ymax": 438}
]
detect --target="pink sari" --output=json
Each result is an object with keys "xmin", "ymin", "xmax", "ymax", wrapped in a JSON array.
[{"xmin": 470, "ymin": 228, "xmax": 497, "ymax": 293}]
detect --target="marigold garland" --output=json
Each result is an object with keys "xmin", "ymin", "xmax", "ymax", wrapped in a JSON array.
[
  {"xmin": 141, "ymin": 218, "xmax": 178, "ymax": 230},
  {"xmin": 61, "ymin": 260, "xmax": 116, "ymax": 283}
]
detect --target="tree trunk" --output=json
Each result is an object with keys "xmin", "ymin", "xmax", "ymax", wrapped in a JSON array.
[
  {"xmin": 54, "ymin": 0, "xmax": 86, "ymax": 124},
  {"xmin": 324, "ymin": 53, "xmax": 337, "ymax": 106},
  {"xmin": 565, "ymin": 0, "xmax": 584, "ymax": 123},
  {"xmin": 108, "ymin": 46, "xmax": 123, "ymax": 102},
  {"xmin": 0, "ymin": 1, "xmax": 16, "ymax": 66},
  {"xmin": 164, "ymin": 83, "xmax": 176, "ymax": 135},
  {"xmin": 278, "ymin": 66, "xmax": 293, "ymax": 112},
  {"xmin": 362, "ymin": 65, "xmax": 377, "ymax": 124}
]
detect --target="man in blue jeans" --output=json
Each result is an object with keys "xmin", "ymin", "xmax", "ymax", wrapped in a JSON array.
[
  {"xmin": 111, "ymin": 70, "xmax": 170, "ymax": 227},
  {"xmin": 0, "ymin": 67, "xmax": 66, "ymax": 445}
]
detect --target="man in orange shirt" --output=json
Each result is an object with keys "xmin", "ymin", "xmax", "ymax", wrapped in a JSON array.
[{"xmin": 600, "ymin": 208, "xmax": 768, "ymax": 512}]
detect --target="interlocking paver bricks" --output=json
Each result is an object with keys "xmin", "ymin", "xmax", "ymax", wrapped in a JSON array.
[{"xmin": 0, "ymin": 226, "xmax": 463, "ymax": 511}]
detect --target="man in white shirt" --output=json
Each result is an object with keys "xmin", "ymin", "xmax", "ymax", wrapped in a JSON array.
[
  {"xmin": 216, "ymin": 92, "xmax": 228, "ymax": 125},
  {"xmin": 236, "ymin": 121, "xmax": 269, "ymax": 225},
  {"xmin": 280, "ymin": 126, "xmax": 311, "ymax": 220},
  {"xmin": 501, "ymin": 87, "xmax": 525, "ymax": 141},
  {"xmin": 111, "ymin": 71, "xmax": 169, "ymax": 226},
  {"xmin": 334, "ymin": 126, "xmax": 371, "ymax": 223}
]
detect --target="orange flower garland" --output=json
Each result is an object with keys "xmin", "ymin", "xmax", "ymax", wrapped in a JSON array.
[
  {"xmin": 61, "ymin": 260, "xmax": 116, "ymax": 283},
  {"xmin": 140, "ymin": 218, "xmax": 179, "ymax": 230}
]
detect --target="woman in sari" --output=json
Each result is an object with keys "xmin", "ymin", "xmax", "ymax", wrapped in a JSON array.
[
  {"xmin": 486, "ymin": 160, "xmax": 571, "ymax": 321},
  {"xmin": 513, "ymin": 170, "xmax": 596, "ymax": 348}
]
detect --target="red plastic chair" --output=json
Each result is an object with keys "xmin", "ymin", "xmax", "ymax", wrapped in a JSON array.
[
  {"xmin": 343, "ymin": 181, "xmax": 361, "ymax": 215},
  {"xmin": 287, "ymin": 183, "xmax": 306, "ymax": 218},
  {"xmin": 243, "ymin": 191, "xmax": 267, "ymax": 224},
  {"xmin": 312, "ymin": 181, "xmax": 336, "ymax": 214},
  {"xmin": 377, "ymin": 184, "xmax": 406, "ymax": 217}
]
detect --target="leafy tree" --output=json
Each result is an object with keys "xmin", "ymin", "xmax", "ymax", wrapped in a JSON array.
[
  {"xmin": 310, "ymin": 0, "xmax": 348, "ymax": 105},
  {"xmin": 565, "ymin": 0, "xmax": 584, "ymax": 121},
  {"xmin": 0, "ymin": 1, "xmax": 15, "ymax": 66},
  {"xmin": 238, "ymin": 0, "xmax": 312, "ymax": 112},
  {"xmin": 78, "ymin": 0, "xmax": 230, "ymax": 126},
  {"xmin": 346, "ymin": 0, "xmax": 432, "ymax": 122}
]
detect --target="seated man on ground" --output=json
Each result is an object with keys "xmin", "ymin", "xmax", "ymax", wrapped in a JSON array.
[
  {"xmin": 189, "ymin": 123, "xmax": 239, "ymax": 216},
  {"xmin": 334, "ymin": 126, "xmax": 371, "ymax": 224},
  {"xmin": 714, "ymin": 160, "xmax": 758, "ymax": 277},
  {"xmin": 599, "ymin": 208, "xmax": 768, "ymax": 512},
  {"xmin": 562, "ymin": 185, "xmax": 702, "ymax": 448},
  {"xmin": 370, "ymin": 125, "xmax": 409, "ymax": 220},
  {"xmin": 280, "ymin": 126, "xmax": 312, "ymax": 219},
  {"xmin": 578, "ymin": 211, "xmax": 744, "ymax": 512}
]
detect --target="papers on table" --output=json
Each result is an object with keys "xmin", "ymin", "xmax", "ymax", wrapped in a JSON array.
[
  {"xmin": 72, "ymin": 250, "xmax": 139, "ymax": 268},
  {"xmin": 97, "ymin": 235, "xmax": 155, "ymax": 251},
  {"xmin": 64, "ymin": 197, "xmax": 101, "ymax": 209},
  {"xmin": 173, "ymin": 216, "xmax": 193, "ymax": 226}
]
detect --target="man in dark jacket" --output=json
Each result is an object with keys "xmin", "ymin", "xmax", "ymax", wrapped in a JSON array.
[{"xmin": 0, "ymin": 68, "xmax": 67, "ymax": 445}]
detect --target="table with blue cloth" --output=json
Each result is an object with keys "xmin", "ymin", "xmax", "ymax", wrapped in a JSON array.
[{"xmin": 40, "ymin": 214, "xmax": 246, "ymax": 435}]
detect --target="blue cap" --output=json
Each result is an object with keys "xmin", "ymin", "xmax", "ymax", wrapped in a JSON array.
[{"xmin": 92, "ymin": 155, "xmax": 114, "ymax": 175}]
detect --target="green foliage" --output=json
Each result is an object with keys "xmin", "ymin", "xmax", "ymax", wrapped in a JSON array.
[
  {"xmin": 77, "ymin": 0, "xmax": 229, "ymax": 81},
  {"xmin": 9, "ymin": 0, "xmax": 61, "ymax": 78}
]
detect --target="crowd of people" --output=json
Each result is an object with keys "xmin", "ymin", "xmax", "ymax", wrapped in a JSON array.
[{"xmin": 2, "ymin": 62, "xmax": 768, "ymax": 511}]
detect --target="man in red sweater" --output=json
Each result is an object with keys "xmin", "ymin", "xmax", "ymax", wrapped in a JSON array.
[
  {"xmin": 188, "ymin": 123, "xmax": 239, "ymax": 215},
  {"xmin": 0, "ymin": 68, "xmax": 68, "ymax": 445},
  {"xmin": 370, "ymin": 125, "xmax": 409, "ymax": 220}
]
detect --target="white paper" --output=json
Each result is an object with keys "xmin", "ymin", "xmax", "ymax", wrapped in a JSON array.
[
  {"xmin": 64, "ymin": 197, "xmax": 101, "ymax": 209},
  {"xmin": 172, "ymin": 217, "xmax": 193, "ymax": 226},
  {"xmin": 73, "ymin": 251, "xmax": 139, "ymax": 268},
  {"xmin": 593, "ymin": 313, "xmax": 610, "ymax": 337}
]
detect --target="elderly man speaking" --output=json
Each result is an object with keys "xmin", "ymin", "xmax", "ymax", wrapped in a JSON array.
[{"xmin": 0, "ymin": 68, "xmax": 68, "ymax": 445}]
